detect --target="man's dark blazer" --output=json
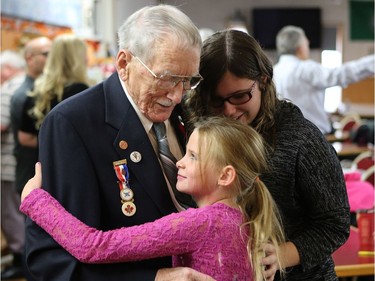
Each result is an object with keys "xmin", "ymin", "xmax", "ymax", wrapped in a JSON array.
[{"xmin": 25, "ymin": 73, "xmax": 187, "ymax": 280}]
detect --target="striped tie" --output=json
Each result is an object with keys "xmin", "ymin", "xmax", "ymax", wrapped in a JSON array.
[{"xmin": 153, "ymin": 122, "xmax": 196, "ymax": 209}]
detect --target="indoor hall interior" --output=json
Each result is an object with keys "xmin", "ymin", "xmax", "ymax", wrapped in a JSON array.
[{"xmin": 1, "ymin": 0, "xmax": 374, "ymax": 280}]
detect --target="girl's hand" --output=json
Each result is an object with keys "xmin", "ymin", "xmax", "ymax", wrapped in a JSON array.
[{"xmin": 21, "ymin": 162, "xmax": 42, "ymax": 202}]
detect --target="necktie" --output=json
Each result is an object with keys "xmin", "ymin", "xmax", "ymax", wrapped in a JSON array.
[{"xmin": 153, "ymin": 122, "xmax": 196, "ymax": 209}]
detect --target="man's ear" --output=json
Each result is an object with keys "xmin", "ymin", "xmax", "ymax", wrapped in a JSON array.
[
  {"xmin": 116, "ymin": 50, "xmax": 132, "ymax": 80},
  {"xmin": 295, "ymin": 45, "xmax": 305, "ymax": 59},
  {"xmin": 217, "ymin": 165, "xmax": 236, "ymax": 187}
]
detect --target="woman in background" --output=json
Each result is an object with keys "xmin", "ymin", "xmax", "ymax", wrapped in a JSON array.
[{"xmin": 18, "ymin": 33, "xmax": 90, "ymax": 147}]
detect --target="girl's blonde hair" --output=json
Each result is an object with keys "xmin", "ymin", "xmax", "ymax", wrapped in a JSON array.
[
  {"xmin": 193, "ymin": 116, "xmax": 285, "ymax": 281},
  {"xmin": 29, "ymin": 33, "xmax": 89, "ymax": 128}
]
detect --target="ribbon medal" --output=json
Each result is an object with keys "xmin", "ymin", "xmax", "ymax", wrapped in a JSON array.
[{"xmin": 113, "ymin": 159, "xmax": 136, "ymax": 216}]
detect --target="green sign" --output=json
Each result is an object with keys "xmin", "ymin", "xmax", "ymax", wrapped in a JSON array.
[{"xmin": 350, "ymin": 0, "xmax": 374, "ymax": 40}]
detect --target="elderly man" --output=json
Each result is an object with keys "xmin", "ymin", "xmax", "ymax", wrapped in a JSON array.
[{"xmin": 24, "ymin": 5, "xmax": 215, "ymax": 281}]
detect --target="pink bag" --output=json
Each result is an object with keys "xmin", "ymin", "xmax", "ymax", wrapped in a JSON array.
[{"xmin": 345, "ymin": 172, "xmax": 374, "ymax": 212}]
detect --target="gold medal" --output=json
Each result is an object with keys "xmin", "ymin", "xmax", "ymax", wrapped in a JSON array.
[{"xmin": 122, "ymin": 201, "xmax": 136, "ymax": 216}]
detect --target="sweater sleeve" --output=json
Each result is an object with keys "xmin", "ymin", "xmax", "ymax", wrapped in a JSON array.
[
  {"xmin": 291, "ymin": 126, "xmax": 350, "ymax": 270},
  {"xmin": 266, "ymin": 103, "xmax": 350, "ymax": 275},
  {"xmin": 20, "ymin": 189, "xmax": 202, "ymax": 264}
]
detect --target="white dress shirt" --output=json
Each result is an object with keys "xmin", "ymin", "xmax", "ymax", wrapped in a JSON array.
[{"xmin": 273, "ymin": 54, "xmax": 374, "ymax": 134}]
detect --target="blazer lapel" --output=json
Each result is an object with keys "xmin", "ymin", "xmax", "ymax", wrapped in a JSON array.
[{"xmin": 103, "ymin": 73, "xmax": 177, "ymax": 215}]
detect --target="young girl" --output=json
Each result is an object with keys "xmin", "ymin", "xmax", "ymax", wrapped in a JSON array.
[{"xmin": 20, "ymin": 116, "xmax": 285, "ymax": 281}]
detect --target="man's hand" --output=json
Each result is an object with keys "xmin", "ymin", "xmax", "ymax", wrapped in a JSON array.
[
  {"xmin": 262, "ymin": 243, "xmax": 279, "ymax": 281},
  {"xmin": 155, "ymin": 267, "xmax": 216, "ymax": 281}
]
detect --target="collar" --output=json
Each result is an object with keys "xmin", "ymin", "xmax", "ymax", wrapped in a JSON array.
[{"xmin": 119, "ymin": 77, "xmax": 154, "ymax": 134}]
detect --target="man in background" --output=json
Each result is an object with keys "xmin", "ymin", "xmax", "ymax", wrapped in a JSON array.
[
  {"xmin": 10, "ymin": 36, "xmax": 52, "ymax": 194},
  {"xmin": 273, "ymin": 25, "xmax": 374, "ymax": 134},
  {"xmin": 1, "ymin": 50, "xmax": 26, "ymax": 280}
]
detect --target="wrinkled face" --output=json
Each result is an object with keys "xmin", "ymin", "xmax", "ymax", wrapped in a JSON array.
[
  {"xmin": 118, "ymin": 40, "xmax": 201, "ymax": 123},
  {"xmin": 176, "ymin": 130, "xmax": 219, "ymax": 203},
  {"xmin": 209, "ymin": 71, "xmax": 261, "ymax": 126},
  {"xmin": 1, "ymin": 65, "xmax": 18, "ymax": 84}
]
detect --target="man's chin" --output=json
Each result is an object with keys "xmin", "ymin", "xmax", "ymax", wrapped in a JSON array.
[{"xmin": 146, "ymin": 110, "xmax": 173, "ymax": 123}]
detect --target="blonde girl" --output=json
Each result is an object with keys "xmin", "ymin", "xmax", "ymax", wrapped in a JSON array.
[{"xmin": 21, "ymin": 116, "xmax": 284, "ymax": 281}]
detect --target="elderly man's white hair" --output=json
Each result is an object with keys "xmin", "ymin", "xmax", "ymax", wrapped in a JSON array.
[
  {"xmin": 0, "ymin": 50, "xmax": 25, "ymax": 69},
  {"xmin": 276, "ymin": 25, "xmax": 306, "ymax": 56}
]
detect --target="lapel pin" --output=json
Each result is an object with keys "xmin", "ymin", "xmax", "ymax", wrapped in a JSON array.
[
  {"xmin": 130, "ymin": 151, "xmax": 142, "ymax": 163},
  {"xmin": 119, "ymin": 140, "xmax": 128, "ymax": 150}
]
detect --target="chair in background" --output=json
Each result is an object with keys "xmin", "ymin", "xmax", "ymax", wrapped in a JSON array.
[
  {"xmin": 361, "ymin": 165, "xmax": 375, "ymax": 186},
  {"xmin": 339, "ymin": 113, "xmax": 362, "ymax": 132},
  {"xmin": 351, "ymin": 151, "xmax": 375, "ymax": 171}
]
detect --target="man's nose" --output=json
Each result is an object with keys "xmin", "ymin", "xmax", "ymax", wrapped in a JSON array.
[{"xmin": 167, "ymin": 84, "xmax": 184, "ymax": 104}]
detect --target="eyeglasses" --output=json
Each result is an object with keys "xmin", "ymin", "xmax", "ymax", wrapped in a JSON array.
[
  {"xmin": 210, "ymin": 81, "xmax": 257, "ymax": 108},
  {"xmin": 133, "ymin": 55, "xmax": 203, "ymax": 90},
  {"xmin": 33, "ymin": 52, "xmax": 49, "ymax": 57}
]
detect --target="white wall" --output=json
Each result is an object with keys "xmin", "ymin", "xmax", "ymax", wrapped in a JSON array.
[{"xmin": 94, "ymin": 0, "xmax": 374, "ymax": 62}]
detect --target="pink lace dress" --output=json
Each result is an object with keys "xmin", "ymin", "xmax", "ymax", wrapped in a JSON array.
[{"xmin": 20, "ymin": 189, "xmax": 253, "ymax": 281}]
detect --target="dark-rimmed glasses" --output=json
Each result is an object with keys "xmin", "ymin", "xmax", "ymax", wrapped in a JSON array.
[
  {"xmin": 133, "ymin": 55, "xmax": 203, "ymax": 90},
  {"xmin": 210, "ymin": 80, "xmax": 257, "ymax": 108}
]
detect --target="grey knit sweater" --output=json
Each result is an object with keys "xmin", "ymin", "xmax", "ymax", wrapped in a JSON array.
[{"xmin": 262, "ymin": 101, "xmax": 350, "ymax": 281}]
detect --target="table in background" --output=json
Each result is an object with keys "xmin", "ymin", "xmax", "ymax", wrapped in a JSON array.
[
  {"xmin": 333, "ymin": 227, "xmax": 374, "ymax": 278},
  {"xmin": 326, "ymin": 131, "xmax": 350, "ymax": 143},
  {"xmin": 332, "ymin": 142, "xmax": 373, "ymax": 160}
]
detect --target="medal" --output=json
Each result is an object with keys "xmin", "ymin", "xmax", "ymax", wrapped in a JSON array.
[
  {"xmin": 113, "ymin": 159, "xmax": 136, "ymax": 216},
  {"xmin": 122, "ymin": 201, "xmax": 136, "ymax": 216},
  {"xmin": 120, "ymin": 187, "xmax": 134, "ymax": 201}
]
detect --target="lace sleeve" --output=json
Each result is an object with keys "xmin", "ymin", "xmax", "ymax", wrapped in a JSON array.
[{"xmin": 20, "ymin": 189, "xmax": 207, "ymax": 264}]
